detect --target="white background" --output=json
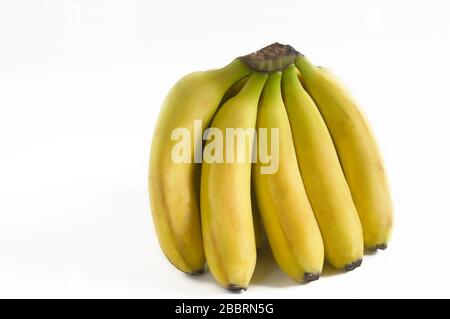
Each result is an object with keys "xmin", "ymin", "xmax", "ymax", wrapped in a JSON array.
[{"xmin": 1, "ymin": 0, "xmax": 449, "ymax": 298}]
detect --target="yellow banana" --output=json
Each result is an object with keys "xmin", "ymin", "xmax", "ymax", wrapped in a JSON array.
[
  {"xmin": 149, "ymin": 60, "xmax": 250, "ymax": 274},
  {"xmin": 253, "ymin": 72, "xmax": 324, "ymax": 282},
  {"xmin": 295, "ymin": 57, "xmax": 393, "ymax": 250},
  {"xmin": 201, "ymin": 72, "xmax": 267, "ymax": 291},
  {"xmin": 251, "ymin": 188, "xmax": 264, "ymax": 251},
  {"xmin": 282, "ymin": 65, "xmax": 364, "ymax": 270}
]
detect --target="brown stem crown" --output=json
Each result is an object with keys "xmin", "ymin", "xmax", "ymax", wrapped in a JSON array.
[{"xmin": 239, "ymin": 42, "xmax": 302, "ymax": 72}]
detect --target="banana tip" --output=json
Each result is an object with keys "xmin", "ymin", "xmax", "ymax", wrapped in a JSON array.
[
  {"xmin": 187, "ymin": 269, "xmax": 205, "ymax": 276},
  {"xmin": 344, "ymin": 259, "xmax": 362, "ymax": 272},
  {"xmin": 227, "ymin": 284, "xmax": 247, "ymax": 293},
  {"xmin": 303, "ymin": 272, "xmax": 320, "ymax": 283},
  {"xmin": 371, "ymin": 244, "xmax": 388, "ymax": 251}
]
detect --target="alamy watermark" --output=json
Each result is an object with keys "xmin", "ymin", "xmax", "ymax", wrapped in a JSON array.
[{"xmin": 171, "ymin": 120, "xmax": 279, "ymax": 174}]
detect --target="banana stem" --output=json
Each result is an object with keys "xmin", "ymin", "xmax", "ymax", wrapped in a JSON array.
[{"xmin": 239, "ymin": 43, "xmax": 303, "ymax": 73}]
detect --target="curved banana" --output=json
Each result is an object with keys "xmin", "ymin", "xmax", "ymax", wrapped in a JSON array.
[
  {"xmin": 201, "ymin": 72, "xmax": 268, "ymax": 291},
  {"xmin": 296, "ymin": 57, "xmax": 393, "ymax": 250},
  {"xmin": 253, "ymin": 72, "xmax": 324, "ymax": 282},
  {"xmin": 281, "ymin": 65, "xmax": 364, "ymax": 270},
  {"xmin": 149, "ymin": 60, "xmax": 250, "ymax": 274}
]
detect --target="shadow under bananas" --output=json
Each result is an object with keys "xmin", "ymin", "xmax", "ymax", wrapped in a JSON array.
[
  {"xmin": 183, "ymin": 242, "xmax": 370, "ymax": 290},
  {"xmin": 320, "ymin": 262, "xmax": 345, "ymax": 277},
  {"xmin": 251, "ymin": 243, "xmax": 296, "ymax": 288},
  {"xmin": 251, "ymin": 242, "xmax": 349, "ymax": 286}
]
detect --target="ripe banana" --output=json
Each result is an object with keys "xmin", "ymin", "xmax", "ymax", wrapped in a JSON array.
[
  {"xmin": 149, "ymin": 60, "xmax": 250, "ymax": 274},
  {"xmin": 149, "ymin": 43, "xmax": 393, "ymax": 290},
  {"xmin": 282, "ymin": 65, "xmax": 364, "ymax": 270},
  {"xmin": 201, "ymin": 72, "xmax": 268, "ymax": 291},
  {"xmin": 296, "ymin": 57, "xmax": 393, "ymax": 250},
  {"xmin": 253, "ymin": 72, "xmax": 324, "ymax": 282},
  {"xmin": 251, "ymin": 188, "xmax": 264, "ymax": 251}
]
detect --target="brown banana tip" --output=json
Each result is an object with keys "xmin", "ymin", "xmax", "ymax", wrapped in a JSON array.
[
  {"xmin": 303, "ymin": 272, "xmax": 320, "ymax": 283},
  {"xmin": 228, "ymin": 284, "xmax": 247, "ymax": 293},
  {"xmin": 188, "ymin": 268, "xmax": 205, "ymax": 276},
  {"xmin": 370, "ymin": 243, "xmax": 388, "ymax": 251},
  {"xmin": 344, "ymin": 259, "xmax": 362, "ymax": 272}
]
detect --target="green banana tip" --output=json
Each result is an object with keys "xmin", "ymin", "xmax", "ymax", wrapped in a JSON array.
[
  {"xmin": 284, "ymin": 64, "xmax": 297, "ymax": 71},
  {"xmin": 268, "ymin": 71, "xmax": 282, "ymax": 78},
  {"xmin": 294, "ymin": 56, "xmax": 318, "ymax": 73}
]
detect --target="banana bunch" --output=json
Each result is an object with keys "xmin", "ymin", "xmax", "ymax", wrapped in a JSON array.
[{"xmin": 149, "ymin": 43, "xmax": 393, "ymax": 292}]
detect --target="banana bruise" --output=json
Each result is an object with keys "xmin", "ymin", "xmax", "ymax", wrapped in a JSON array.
[
  {"xmin": 253, "ymin": 72, "xmax": 324, "ymax": 282},
  {"xmin": 282, "ymin": 65, "xmax": 364, "ymax": 270},
  {"xmin": 149, "ymin": 60, "xmax": 250, "ymax": 274},
  {"xmin": 201, "ymin": 72, "xmax": 268, "ymax": 291},
  {"xmin": 295, "ymin": 57, "xmax": 393, "ymax": 250}
]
